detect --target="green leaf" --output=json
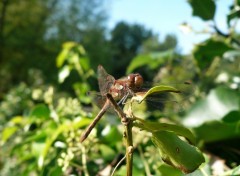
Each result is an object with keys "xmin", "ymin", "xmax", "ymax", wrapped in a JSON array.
[
  {"xmin": 187, "ymin": 0, "xmax": 216, "ymax": 20},
  {"xmin": 58, "ymin": 65, "xmax": 71, "ymax": 83},
  {"xmin": 56, "ymin": 48, "xmax": 70, "ymax": 68},
  {"xmin": 193, "ymin": 39, "xmax": 233, "ymax": 69},
  {"xmin": 126, "ymin": 50, "xmax": 174, "ymax": 74},
  {"xmin": 56, "ymin": 42, "xmax": 83, "ymax": 68},
  {"xmin": 221, "ymin": 165, "xmax": 240, "ymax": 176},
  {"xmin": 183, "ymin": 87, "xmax": 239, "ymax": 127},
  {"xmin": 10, "ymin": 116, "xmax": 24, "ymax": 125},
  {"xmin": 222, "ymin": 111, "xmax": 240, "ymax": 123},
  {"xmin": 63, "ymin": 41, "xmax": 78, "ymax": 50},
  {"xmin": 132, "ymin": 85, "xmax": 180, "ymax": 103},
  {"xmin": 152, "ymin": 131, "xmax": 205, "ymax": 173},
  {"xmin": 158, "ymin": 164, "xmax": 184, "ymax": 176},
  {"xmin": 193, "ymin": 112, "xmax": 240, "ymax": 143},
  {"xmin": 1, "ymin": 126, "xmax": 18, "ymax": 144},
  {"xmin": 133, "ymin": 117, "xmax": 196, "ymax": 144},
  {"xmin": 30, "ymin": 104, "xmax": 50, "ymax": 119}
]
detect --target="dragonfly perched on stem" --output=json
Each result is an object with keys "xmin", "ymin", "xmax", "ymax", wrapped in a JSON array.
[
  {"xmin": 80, "ymin": 65, "xmax": 192, "ymax": 142},
  {"xmin": 80, "ymin": 65, "xmax": 144, "ymax": 142}
]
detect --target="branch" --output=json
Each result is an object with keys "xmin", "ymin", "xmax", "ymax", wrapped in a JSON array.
[
  {"xmin": 213, "ymin": 24, "xmax": 240, "ymax": 47},
  {"xmin": 106, "ymin": 93, "xmax": 133, "ymax": 176}
]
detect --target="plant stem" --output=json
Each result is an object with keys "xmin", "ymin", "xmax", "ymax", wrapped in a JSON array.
[
  {"xmin": 125, "ymin": 120, "xmax": 133, "ymax": 176},
  {"xmin": 106, "ymin": 93, "xmax": 133, "ymax": 176}
]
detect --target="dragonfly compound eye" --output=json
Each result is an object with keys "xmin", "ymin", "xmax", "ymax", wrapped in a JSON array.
[{"xmin": 134, "ymin": 74, "xmax": 143, "ymax": 89}]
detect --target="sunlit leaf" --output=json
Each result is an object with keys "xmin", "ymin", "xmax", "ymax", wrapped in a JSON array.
[
  {"xmin": 56, "ymin": 48, "xmax": 69, "ymax": 68},
  {"xmin": 193, "ymin": 39, "xmax": 233, "ymax": 69},
  {"xmin": 58, "ymin": 65, "xmax": 71, "ymax": 83},
  {"xmin": 193, "ymin": 112, "xmax": 240, "ymax": 143},
  {"xmin": 133, "ymin": 117, "xmax": 196, "ymax": 144},
  {"xmin": 158, "ymin": 163, "xmax": 184, "ymax": 176},
  {"xmin": 126, "ymin": 50, "xmax": 174, "ymax": 74},
  {"xmin": 1, "ymin": 126, "xmax": 18, "ymax": 144},
  {"xmin": 152, "ymin": 131, "xmax": 205, "ymax": 173},
  {"xmin": 188, "ymin": 0, "xmax": 216, "ymax": 20},
  {"xmin": 63, "ymin": 42, "xmax": 77, "ymax": 50},
  {"xmin": 183, "ymin": 87, "xmax": 239, "ymax": 127},
  {"xmin": 10, "ymin": 116, "xmax": 24, "ymax": 125},
  {"xmin": 132, "ymin": 85, "xmax": 180, "ymax": 103}
]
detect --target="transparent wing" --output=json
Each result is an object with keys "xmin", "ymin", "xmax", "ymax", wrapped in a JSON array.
[
  {"xmin": 97, "ymin": 65, "xmax": 115, "ymax": 96},
  {"xmin": 87, "ymin": 91, "xmax": 115, "ymax": 113},
  {"xmin": 131, "ymin": 81, "xmax": 195, "ymax": 115}
]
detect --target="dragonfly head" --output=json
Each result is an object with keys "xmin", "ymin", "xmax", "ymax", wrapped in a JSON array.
[{"xmin": 127, "ymin": 73, "xmax": 143, "ymax": 91}]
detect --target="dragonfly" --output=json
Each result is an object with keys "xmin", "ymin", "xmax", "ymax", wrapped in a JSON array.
[
  {"xmin": 80, "ymin": 65, "xmax": 144, "ymax": 142},
  {"xmin": 80, "ymin": 65, "xmax": 192, "ymax": 142}
]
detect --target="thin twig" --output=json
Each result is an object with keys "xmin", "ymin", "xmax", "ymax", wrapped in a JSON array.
[
  {"xmin": 110, "ymin": 154, "xmax": 126, "ymax": 176},
  {"xmin": 80, "ymin": 100, "xmax": 109, "ymax": 142}
]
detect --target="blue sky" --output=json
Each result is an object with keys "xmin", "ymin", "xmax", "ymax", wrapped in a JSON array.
[{"xmin": 107, "ymin": 0, "xmax": 233, "ymax": 54}]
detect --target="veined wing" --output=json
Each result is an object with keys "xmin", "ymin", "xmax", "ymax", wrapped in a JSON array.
[
  {"xmin": 97, "ymin": 65, "xmax": 115, "ymax": 96},
  {"xmin": 132, "ymin": 81, "xmax": 195, "ymax": 113}
]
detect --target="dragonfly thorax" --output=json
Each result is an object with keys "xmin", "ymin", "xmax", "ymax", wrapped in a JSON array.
[{"xmin": 108, "ymin": 73, "xmax": 143, "ymax": 101}]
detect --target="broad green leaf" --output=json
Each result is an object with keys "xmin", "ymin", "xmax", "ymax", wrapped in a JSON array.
[
  {"xmin": 193, "ymin": 112, "xmax": 240, "ymax": 143},
  {"xmin": 183, "ymin": 87, "xmax": 239, "ymax": 127},
  {"xmin": 152, "ymin": 131, "xmax": 205, "ymax": 173},
  {"xmin": 158, "ymin": 163, "xmax": 184, "ymax": 176},
  {"xmin": 131, "ymin": 85, "xmax": 180, "ymax": 103},
  {"xmin": 133, "ymin": 117, "xmax": 196, "ymax": 144},
  {"xmin": 187, "ymin": 0, "xmax": 216, "ymax": 20},
  {"xmin": 126, "ymin": 50, "xmax": 174, "ymax": 74},
  {"xmin": 193, "ymin": 39, "xmax": 233, "ymax": 69},
  {"xmin": 30, "ymin": 104, "xmax": 50, "ymax": 119}
]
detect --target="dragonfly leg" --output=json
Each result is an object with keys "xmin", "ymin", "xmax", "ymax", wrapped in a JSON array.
[{"xmin": 117, "ymin": 92, "xmax": 129, "ymax": 105}]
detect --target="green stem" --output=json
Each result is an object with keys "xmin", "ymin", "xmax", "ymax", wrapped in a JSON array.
[
  {"xmin": 106, "ymin": 93, "xmax": 134, "ymax": 176},
  {"xmin": 125, "ymin": 120, "xmax": 133, "ymax": 176}
]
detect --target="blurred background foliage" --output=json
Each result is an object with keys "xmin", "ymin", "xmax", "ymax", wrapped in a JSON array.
[{"xmin": 0, "ymin": 0, "xmax": 240, "ymax": 175}]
